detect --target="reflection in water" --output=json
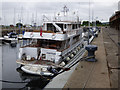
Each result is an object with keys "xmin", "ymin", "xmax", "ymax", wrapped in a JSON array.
[
  {"xmin": 16, "ymin": 67, "xmax": 52, "ymax": 89},
  {"xmin": 10, "ymin": 42, "xmax": 17, "ymax": 47},
  {"xmin": 2, "ymin": 42, "xmax": 54, "ymax": 89}
]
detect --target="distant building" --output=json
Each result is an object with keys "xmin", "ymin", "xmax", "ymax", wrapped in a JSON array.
[
  {"xmin": 109, "ymin": 11, "xmax": 120, "ymax": 30},
  {"xmin": 109, "ymin": 1, "xmax": 120, "ymax": 30}
]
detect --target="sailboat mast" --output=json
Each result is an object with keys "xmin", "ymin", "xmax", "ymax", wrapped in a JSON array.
[
  {"xmin": 13, "ymin": 8, "xmax": 16, "ymax": 26},
  {"xmin": 35, "ymin": 10, "xmax": 37, "ymax": 28},
  {"xmin": 88, "ymin": 0, "xmax": 91, "ymax": 45},
  {"xmin": 13, "ymin": 8, "xmax": 16, "ymax": 33}
]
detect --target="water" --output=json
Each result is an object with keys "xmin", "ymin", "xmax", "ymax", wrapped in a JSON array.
[
  {"xmin": 1, "ymin": 40, "xmax": 86, "ymax": 89},
  {"xmin": 1, "ymin": 42, "xmax": 51, "ymax": 89}
]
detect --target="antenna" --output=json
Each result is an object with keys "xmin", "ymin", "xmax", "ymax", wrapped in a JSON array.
[
  {"xmin": 43, "ymin": 15, "xmax": 49, "ymax": 21},
  {"xmin": 62, "ymin": 5, "xmax": 69, "ymax": 16},
  {"xmin": 13, "ymin": 8, "xmax": 16, "ymax": 26},
  {"xmin": 20, "ymin": 6, "xmax": 23, "ymax": 23},
  {"xmin": 13, "ymin": 8, "xmax": 16, "ymax": 33},
  {"xmin": 18, "ymin": 14, "xmax": 21, "ymax": 23},
  {"xmin": 4, "ymin": 15, "xmax": 6, "ymax": 27},
  {"xmin": 31, "ymin": 13, "xmax": 34, "ymax": 26},
  {"xmin": 89, "ymin": 0, "xmax": 90, "ymax": 27},
  {"xmin": 92, "ymin": 7, "xmax": 94, "ymax": 26},
  {"xmin": 35, "ymin": 10, "xmax": 37, "ymax": 27},
  {"xmin": 26, "ymin": 10, "xmax": 29, "ymax": 24}
]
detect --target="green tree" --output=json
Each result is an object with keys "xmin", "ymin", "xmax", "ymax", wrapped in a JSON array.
[
  {"xmin": 82, "ymin": 21, "xmax": 92, "ymax": 26},
  {"xmin": 82, "ymin": 21, "xmax": 89, "ymax": 26},
  {"xmin": 16, "ymin": 23, "xmax": 23, "ymax": 28},
  {"xmin": 10, "ymin": 24, "xmax": 14, "ymax": 28},
  {"xmin": 96, "ymin": 20, "xmax": 102, "ymax": 26}
]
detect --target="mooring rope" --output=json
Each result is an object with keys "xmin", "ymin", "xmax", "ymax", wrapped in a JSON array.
[{"xmin": 82, "ymin": 61, "xmax": 96, "ymax": 90}]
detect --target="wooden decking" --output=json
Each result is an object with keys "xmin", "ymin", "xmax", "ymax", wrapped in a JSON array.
[
  {"xmin": 16, "ymin": 60, "xmax": 37, "ymax": 65},
  {"xmin": 16, "ymin": 59, "xmax": 55, "ymax": 66}
]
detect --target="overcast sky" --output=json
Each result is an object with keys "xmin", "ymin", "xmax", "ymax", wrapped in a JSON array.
[{"xmin": 0, "ymin": 0, "xmax": 119, "ymax": 25}]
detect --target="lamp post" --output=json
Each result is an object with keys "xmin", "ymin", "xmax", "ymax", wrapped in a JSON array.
[
  {"xmin": 95, "ymin": 17, "xmax": 98, "ymax": 28},
  {"xmin": 101, "ymin": 19, "xmax": 103, "ymax": 32},
  {"xmin": 101, "ymin": 19, "xmax": 103, "ymax": 26}
]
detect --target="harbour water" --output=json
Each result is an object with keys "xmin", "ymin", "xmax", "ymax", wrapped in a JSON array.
[{"xmin": 1, "ymin": 42, "xmax": 51, "ymax": 89}]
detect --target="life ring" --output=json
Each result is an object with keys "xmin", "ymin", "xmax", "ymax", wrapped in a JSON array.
[
  {"xmin": 52, "ymin": 33, "xmax": 56, "ymax": 39},
  {"xmin": 30, "ymin": 32, "xmax": 34, "ymax": 37}
]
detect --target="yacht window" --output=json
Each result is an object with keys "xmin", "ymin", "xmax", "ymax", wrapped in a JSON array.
[
  {"xmin": 72, "ymin": 24, "xmax": 74, "ymax": 29},
  {"xmin": 76, "ymin": 24, "xmax": 78, "ymax": 29},
  {"xmin": 47, "ymin": 23, "xmax": 56, "ymax": 32},
  {"xmin": 78, "ymin": 24, "xmax": 80, "ymax": 28},
  {"xmin": 37, "ymin": 39, "xmax": 64, "ymax": 50},
  {"xmin": 73, "ymin": 35, "xmax": 80, "ymax": 45},
  {"xmin": 56, "ymin": 24, "xmax": 63, "ymax": 30},
  {"xmin": 64, "ymin": 24, "xmax": 67, "ymax": 29},
  {"xmin": 68, "ymin": 24, "xmax": 72, "ymax": 30}
]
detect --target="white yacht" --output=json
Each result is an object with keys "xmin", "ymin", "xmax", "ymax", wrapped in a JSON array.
[{"xmin": 16, "ymin": 6, "xmax": 95, "ymax": 76}]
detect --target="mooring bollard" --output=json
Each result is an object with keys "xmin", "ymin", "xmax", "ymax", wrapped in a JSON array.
[{"xmin": 85, "ymin": 45, "xmax": 98, "ymax": 62}]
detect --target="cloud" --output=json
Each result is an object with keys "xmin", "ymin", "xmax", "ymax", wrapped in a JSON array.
[
  {"xmin": 1, "ymin": 0, "xmax": 119, "ymax": 2},
  {"xmin": 1, "ymin": 1, "xmax": 119, "ymax": 25}
]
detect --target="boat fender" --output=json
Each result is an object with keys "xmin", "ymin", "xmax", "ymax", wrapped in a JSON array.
[
  {"xmin": 52, "ymin": 34, "xmax": 56, "ymax": 39},
  {"xmin": 77, "ymin": 46, "xmax": 80, "ymax": 50},
  {"xmin": 76, "ymin": 48, "xmax": 79, "ymax": 52},
  {"xmin": 70, "ymin": 54, "xmax": 74, "ymax": 58},
  {"xmin": 73, "ymin": 51, "xmax": 77, "ymax": 55},
  {"xmin": 64, "ymin": 60, "xmax": 68, "ymax": 64},
  {"xmin": 66, "ymin": 57, "xmax": 70, "ymax": 61},
  {"xmin": 59, "ymin": 61, "xmax": 66, "ymax": 66}
]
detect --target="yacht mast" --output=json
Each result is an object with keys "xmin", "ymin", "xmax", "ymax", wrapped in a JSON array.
[{"xmin": 62, "ymin": 5, "xmax": 69, "ymax": 16}]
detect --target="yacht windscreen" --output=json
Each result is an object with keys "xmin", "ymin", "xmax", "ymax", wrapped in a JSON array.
[
  {"xmin": 47, "ymin": 23, "xmax": 56, "ymax": 32},
  {"xmin": 47, "ymin": 23, "xmax": 63, "ymax": 32},
  {"xmin": 56, "ymin": 24, "xmax": 63, "ymax": 30}
]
